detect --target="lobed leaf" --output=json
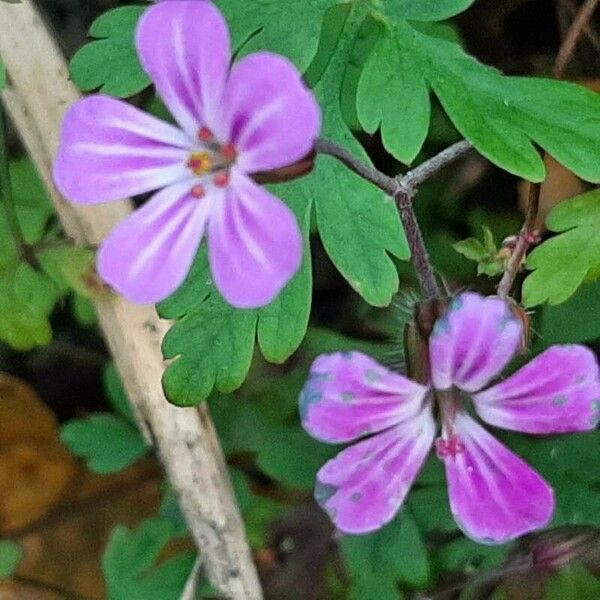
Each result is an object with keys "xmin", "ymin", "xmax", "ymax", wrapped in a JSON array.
[{"xmin": 523, "ymin": 189, "xmax": 600, "ymax": 306}]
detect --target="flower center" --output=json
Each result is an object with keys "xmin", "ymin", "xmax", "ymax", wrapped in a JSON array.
[{"xmin": 186, "ymin": 127, "xmax": 238, "ymax": 192}]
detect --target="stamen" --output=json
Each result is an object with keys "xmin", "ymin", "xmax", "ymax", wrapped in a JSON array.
[
  {"xmin": 214, "ymin": 171, "xmax": 230, "ymax": 187},
  {"xmin": 435, "ymin": 435, "xmax": 465, "ymax": 459},
  {"xmin": 191, "ymin": 185, "xmax": 205, "ymax": 199},
  {"xmin": 221, "ymin": 143, "xmax": 237, "ymax": 161},
  {"xmin": 187, "ymin": 151, "xmax": 213, "ymax": 176},
  {"xmin": 198, "ymin": 126, "xmax": 214, "ymax": 142}
]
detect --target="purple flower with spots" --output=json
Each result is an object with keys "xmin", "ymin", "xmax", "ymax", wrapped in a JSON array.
[
  {"xmin": 53, "ymin": 0, "xmax": 320, "ymax": 307},
  {"xmin": 300, "ymin": 292, "xmax": 600, "ymax": 543}
]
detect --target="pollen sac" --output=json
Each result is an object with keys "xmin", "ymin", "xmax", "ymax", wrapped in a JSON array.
[
  {"xmin": 187, "ymin": 151, "xmax": 213, "ymax": 176},
  {"xmin": 214, "ymin": 171, "xmax": 230, "ymax": 187},
  {"xmin": 191, "ymin": 185, "xmax": 205, "ymax": 199}
]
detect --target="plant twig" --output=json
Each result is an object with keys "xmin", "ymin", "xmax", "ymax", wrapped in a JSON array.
[
  {"xmin": 11, "ymin": 575, "xmax": 93, "ymax": 600},
  {"xmin": 316, "ymin": 139, "xmax": 473, "ymax": 298},
  {"xmin": 553, "ymin": 0, "xmax": 600, "ymax": 77},
  {"xmin": 0, "ymin": 2, "xmax": 262, "ymax": 598},
  {"xmin": 497, "ymin": 182, "xmax": 541, "ymax": 298}
]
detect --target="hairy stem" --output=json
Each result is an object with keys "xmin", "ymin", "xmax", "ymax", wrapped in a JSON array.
[
  {"xmin": 497, "ymin": 182, "xmax": 541, "ymax": 298},
  {"xmin": 316, "ymin": 139, "xmax": 473, "ymax": 298},
  {"xmin": 553, "ymin": 0, "xmax": 600, "ymax": 77}
]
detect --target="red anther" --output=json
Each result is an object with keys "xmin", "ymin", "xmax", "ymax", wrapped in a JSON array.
[
  {"xmin": 435, "ymin": 435, "xmax": 465, "ymax": 459},
  {"xmin": 198, "ymin": 126, "xmax": 214, "ymax": 142},
  {"xmin": 191, "ymin": 185, "xmax": 205, "ymax": 199},
  {"xmin": 221, "ymin": 143, "xmax": 237, "ymax": 161},
  {"xmin": 214, "ymin": 171, "xmax": 230, "ymax": 187}
]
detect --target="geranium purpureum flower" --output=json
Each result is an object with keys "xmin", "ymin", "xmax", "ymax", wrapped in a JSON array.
[
  {"xmin": 300, "ymin": 292, "xmax": 600, "ymax": 543},
  {"xmin": 53, "ymin": 0, "xmax": 320, "ymax": 307}
]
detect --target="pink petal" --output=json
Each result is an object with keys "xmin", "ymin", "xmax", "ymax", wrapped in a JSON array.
[
  {"xmin": 441, "ymin": 412, "xmax": 555, "ymax": 544},
  {"xmin": 429, "ymin": 293, "xmax": 523, "ymax": 393},
  {"xmin": 136, "ymin": 0, "xmax": 230, "ymax": 138},
  {"xmin": 300, "ymin": 351, "xmax": 429, "ymax": 443},
  {"xmin": 98, "ymin": 179, "xmax": 213, "ymax": 304},
  {"xmin": 316, "ymin": 408, "xmax": 436, "ymax": 534},
  {"xmin": 54, "ymin": 95, "xmax": 191, "ymax": 204},
  {"xmin": 223, "ymin": 52, "xmax": 321, "ymax": 173},
  {"xmin": 207, "ymin": 170, "xmax": 302, "ymax": 308},
  {"xmin": 473, "ymin": 345, "xmax": 600, "ymax": 434}
]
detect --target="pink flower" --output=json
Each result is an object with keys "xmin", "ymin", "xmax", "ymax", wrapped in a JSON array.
[
  {"xmin": 53, "ymin": 0, "xmax": 320, "ymax": 307},
  {"xmin": 300, "ymin": 292, "xmax": 600, "ymax": 543}
]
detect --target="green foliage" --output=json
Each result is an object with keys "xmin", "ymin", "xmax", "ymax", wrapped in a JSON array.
[
  {"xmin": 0, "ymin": 159, "xmax": 95, "ymax": 350},
  {"xmin": 383, "ymin": 0, "xmax": 476, "ymax": 21},
  {"xmin": 102, "ymin": 518, "xmax": 196, "ymax": 600},
  {"xmin": 0, "ymin": 540, "xmax": 23, "ymax": 579},
  {"xmin": 546, "ymin": 564, "xmax": 600, "ymax": 599},
  {"xmin": 360, "ymin": 14, "xmax": 600, "ymax": 181},
  {"xmin": 524, "ymin": 189, "xmax": 600, "ymax": 307},
  {"xmin": 60, "ymin": 364, "xmax": 149, "ymax": 474},
  {"xmin": 0, "ymin": 60, "xmax": 5, "ymax": 92},
  {"xmin": 61, "ymin": 414, "xmax": 149, "ymax": 474},
  {"xmin": 340, "ymin": 512, "xmax": 430, "ymax": 598},
  {"xmin": 453, "ymin": 227, "xmax": 504, "ymax": 277},
  {"xmin": 70, "ymin": 6, "xmax": 150, "ymax": 97},
  {"xmin": 433, "ymin": 537, "xmax": 507, "ymax": 574}
]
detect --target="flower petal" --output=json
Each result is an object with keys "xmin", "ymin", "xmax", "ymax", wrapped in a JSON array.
[
  {"xmin": 316, "ymin": 408, "xmax": 436, "ymax": 534},
  {"xmin": 429, "ymin": 293, "xmax": 523, "ymax": 393},
  {"xmin": 54, "ymin": 95, "xmax": 191, "ymax": 203},
  {"xmin": 300, "ymin": 351, "xmax": 429, "ymax": 443},
  {"xmin": 473, "ymin": 345, "xmax": 600, "ymax": 433},
  {"xmin": 223, "ymin": 52, "xmax": 320, "ymax": 173},
  {"xmin": 98, "ymin": 179, "xmax": 213, "ymax": 304},
  {"xmin": 441, "ymin": 412, "xmax": 555, "ymax": 544},
  {"xmin": 207, "ymin": 171, "xmax": 302, "ymax": 308},
  {"xmin": 136, "ymin": 0, "xmax": 230, "ymax": 138}
]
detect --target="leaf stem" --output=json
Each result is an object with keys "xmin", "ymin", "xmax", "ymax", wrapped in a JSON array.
[
  {"xmin": 315, "ymin": 139, "xmax": 474, "ymax": 298},
  {"xmin": 496, "ymin": 181, "xmax": 541, "ymax": 298},
  {"xmin": 553, "ymin": 0, "xmax": 600, "ymax": 77}
]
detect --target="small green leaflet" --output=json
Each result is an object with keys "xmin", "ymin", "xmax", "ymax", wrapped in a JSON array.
[
  {"xmin": 523, "ymin": 189, "xmax": 600, "ymax": 307},
  {"xmin": 359, "ymin": 16, "xmax": 600, "ymax": 182},
  {"xmin": 453, "ymin": 226, "xmax": 504, "ymax": 277},
  {"xmin": 102, "ymin": 518, "xmax": 196, "ymax": 600},
  {"xmin": 0, "ymin": 159, "xmax": 95, "ymax": 350},
  {"xmin": 340, "ymin": 512, "xmax": 430, "ymax": 599},
  {"xmin": 0, "ymin": 540, "xmax": 23, "ymax": 579},
  {"xmin": 60, "ymin": 364, "xmax": 149, "ymax": 474},
  {"xmin": 0, "ymin": 59, "xmax": 6, "ymax": 92},
  {"xmin": 70, "ymin": 6, "xmax": 150, "ymax": 98}
]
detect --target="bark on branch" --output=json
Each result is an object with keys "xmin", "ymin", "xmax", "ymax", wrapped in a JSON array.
[{"xmin": 0, "ymin": 2, "xmax": 262, "ymax": 598}]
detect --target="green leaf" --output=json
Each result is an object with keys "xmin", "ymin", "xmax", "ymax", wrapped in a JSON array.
[
  {"xmin": 453, "ymin": 238, "xmax": 488, "ymax": 262},
  {"xmin": 104, "ymin": 362, "xmax": 136, "ymax": 424},
  {"xmin": 357, "ymin": 27, "xmax": 430, "ymax": 164},
  {"xmin": 341, "ymin": 512, "xmax": 430, "ymax": 595},
  {"xmin": 524, "ymin": 189, "xmax": 600, "ymax": 307},
  {"xmin": 159, "ymin": 486, "xmax": 188, "ymax": 538},
  {"xmin": 408, "ymin": 485, "xmax": 458, "ymax": 533},
  {"xmin": 0, "ymin": 540, "xmax": 23, "ymax": 579},
  {"xmin": 60, "ymin": 414, "xmax": 149, "ymax": 474},
  {"xmin": 382, "ymin": 0, "xmax": 476, "ymax": 21},
  {"xmin": 0, "ymin": 263, "xmax": 58, "ymax": 350},
  {"xmin": 70, "ymin": 6, "xmax": 150, "ymax": 98},
  {"xmin": 359, "ymin": 19, "xmax": 600, "ymax": 182},
  {"xmin": 546, "ymin": 565, "xmax": 600, "ymax": 600},
  {"xmin": 102, "ymin": 518, "xmax": 195, "ymax": 600},
  {"xmin": 37, "ymin": 245, "xmax": 95, "ymax": 296},
  {"xmin": 217, "ymin": 0, "xmax": 339, "ymax": 70},
  {"xmin": 159, "ymin": 198, "xmax": 312, "ymax": 405},
  {"xmin": 433, "ymin": 537, "xmax": 507, "ymax": 574},
  {"xmin": 0, "ymin": 60, "xmax": 6, "ymax": 92}
]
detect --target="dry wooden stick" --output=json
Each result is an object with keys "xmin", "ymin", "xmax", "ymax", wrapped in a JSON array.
[{"xmin": 0, "ymin": 2, "xmax": 262, "ymax": 598}]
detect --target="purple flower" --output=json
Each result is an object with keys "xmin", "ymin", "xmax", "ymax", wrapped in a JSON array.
[
  {"xmin": 53, "ymin": 0, "xmax": 320, "ymax": 307},
  {"xmin": 300, "ymin": 292, "xmax": 600, "ymax": 543}
]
